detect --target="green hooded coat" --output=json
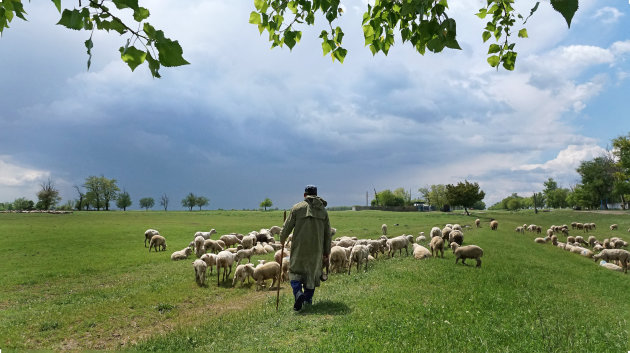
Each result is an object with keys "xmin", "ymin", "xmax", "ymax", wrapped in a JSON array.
[{"xmin": 280, "ymin": 195, "xmax": 332, "ymax": 289}]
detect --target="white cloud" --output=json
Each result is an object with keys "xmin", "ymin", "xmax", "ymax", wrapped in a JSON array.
[
  {"xmin": 0, "ymin": 156, "xmax": 50, "ymax": 201},
  {"xmin": 514, "ymin": 144, "xmax": 607, "ymax": 172},
  {"xmin": 593, "ymin": 6, "xmax": 624, "ymax": 24}
]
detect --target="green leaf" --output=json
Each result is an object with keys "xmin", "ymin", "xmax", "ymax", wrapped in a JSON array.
[
  {"xmin": 112, "ymin": 0, "xmax": 139, "ymax": 10},
  {"xmin": 155, "ymin": 38, "xmax": 190, "ymax": 67},
  {"xmin": 85, "ymin": 37, "xmax": 93, "ymax": 70},
  {"xmin": 284, "ymin": 31, "xmax": 297, "ymax": 50},
  {"xmin": 487, "ymin": 44, "xmax": 501, "ymax": 54},
  {"xmin": 550, "ymin": 0, "xmax": 578, "ymax": 28},
  {"xmin": 321, "ymin": 39, "xmax": 333, "ymax": 55},
  {"xmin": 444, "ymin": 39, "xmax": 461, "ymax": 50},
  {"xmin": 51, "ymin": 0, "xmax": 61, "ymax": 13},
  {"xmin": 482, "ymin": 31, "xmax": 491, "ymax": 43},
  {"xmin": 119, "ymin": 45, "xmax": 146, "ymax": 71},
  {"xmin": 133, "ymin": 7, "xmax": 150, "ymax": 22},
  {"xmin": 57, "ymin": 9, "xmax": 85, "ymax": 30},
  {"xmin": 487, "ymin": 55, "xmax": 500, "ymax": 67},
  {"xmin": 363, "ymin": 24, "xmax": 375, "ymax": 45},
  {"xmin": 254, "ymin": 0, "xmax": 266, "ymax": 11},
  {"xmin": 332, "ymin": 47, "xmax": 347, "ymax": 63},
  {"xmin": 518, "ymin": 28, "xmax": 528, "ymax": 38},
  {"xmin": 502, "ymin": 51, "xmax": 517, "ymax": 71},
  {"xmin": 145, "ymin": 52, "xmax": 161, "ymax": 78},
  {"xmin": 249, "ymin": 11, "xmax": 261, "ymax": 25}
]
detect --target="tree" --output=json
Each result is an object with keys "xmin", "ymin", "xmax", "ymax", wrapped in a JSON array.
[
  {"xmin": 612, "ymin": 134, "xmax": 630, "ymax": 209},
  {"xmin": 83, "ymin": 175, "xmax": 119, "ymax": 211},
  {"xmin": 0, "ymin": 1, "xmax": 578, "ymax": 76},
  {"xmin": 181, "ymin": 192, "xmax": 197, "ymax": 211},
  {"xmin": 577, "ymin": 155, "xmax": 617, "ymax": 209},
  {"xmin": 101, "ymin": 177, "xmax": 120, "ymax": 211},
  {"xmin": 419, "ymin": 184, "xmax": 448, "ymax": 210},
  {"xmin": 116, "ymin": 190, "xmax": 132, "ymax": 211},
  {"xmin": 13, "ymin": 197, "xmax": 34, "ymax": 211},
  {"xmin": 139, "ymin": 197, "xmax": 155, "ymax": 211},
  {"xmin": 260, "ymin": 198, "xmax": 273, "ymax": 211},
  {"xmin": 445, "ymin": 180, "xmax": 485, "ymax": 216},
  {"xmin": 36, "ymin": 178, "xmax": 62, "ymax": 210},
  {"xmin": 371, "ymin": 189, "xmax": 405, "ymax": 207},
  {"xmin": 159, "ymin": 193, "xmax": 169, "ymax": 211},
  {"xmin": 195, "ymin": 196, "xmax": 209, "ymax": 211},
  {"xmin": 506, "ymin": 198, "xmax": 521, "ymax": 211},
  {"xmin": 73, "ymin": 185, "xmax": 86, "ymax": 211}
]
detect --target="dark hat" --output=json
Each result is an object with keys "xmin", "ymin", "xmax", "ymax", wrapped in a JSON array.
[{"xmin": 304, "ymin": 185, "xmax": 318, "ymax": 196}]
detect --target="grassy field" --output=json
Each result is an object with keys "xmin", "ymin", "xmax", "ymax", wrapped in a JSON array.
[{"xmin": 0, "ymin": 209, "xmax": 629, "ymax": 352}]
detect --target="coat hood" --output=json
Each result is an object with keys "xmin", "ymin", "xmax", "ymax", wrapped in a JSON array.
[{"xmin": 304, "ymin": 195, "xmax": 327, "ymax": 218}]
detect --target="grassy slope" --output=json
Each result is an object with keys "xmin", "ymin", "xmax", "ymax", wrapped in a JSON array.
[{"xmin": 0, "ymin": 210, "xmax": 629, "ymax": 352}]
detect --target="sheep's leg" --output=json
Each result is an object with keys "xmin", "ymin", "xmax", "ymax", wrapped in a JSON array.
[
  {"xmin": 217, "ymin": 267, "xmax": 220, "ymax": 286},
  {"xmin": 462, "ymin": 258, "xmax": 467, "ymax": 266},
  {"xmin": 364, "ymin": 258, "xmax": 368, "ymax": 272},
  {"xmin": 455, "ymin": 257, "xmax": 459, "ymax": 265},
  {"xmin": 347, "ymin": 260, "xmax": 352, "ymax": 275},
  {"xmin": 476, "ymin": 258, "xmax": 482, "ymax": 267}
]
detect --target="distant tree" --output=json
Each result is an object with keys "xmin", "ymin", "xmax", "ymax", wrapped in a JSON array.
[
  {"xmin": 0, "ymin": 202, "xmax": 13, "ymax": 211},
  {"xmin": 195, "ymin": 196, "xmax": 209, "ymax": 210},
  {"xmin": 260, "ymin": 198, "xmax": 273, "ymax": 211},
  {"xmin": 182, "ymin": 193, "xmax": 197, "ymax": 211},
  {"xmin": 13, "ymin": 197, "xmax": 34, "ymax": 211},
  {"xmin": 471, "ymin": 200, "xmax": 486, "ymax": 210},
  {"xmin": 612, "ymin": 134, "xmax": 630, "ymax": 209},
  {"xmin": 567, "ymin": 184, "xmax": 594, "ymax": 209},
  {"xmin": 506, "ymin": 198, "xmax": 521, "ymax": 211},
  {"xmin": 73, "ymin": 185, "xmax": 86, "ymax": 211},
  {"xmin": 36, "ymin": 178, "xmax": 61, "ymax": 210},
  {"xmin": 116, "ymin": 190, "xmax": 132, "ymax": 211},
  {"xmin": 57, "ymin": 200, "xmax": 75, "ymax": 211},
  {"xmin": 139, "ymin": 197, "xmax": 155, "ymax": 211},
  {"xmin": 101, "ymin": 177, "xmax": 120, "ymax": 211},
  {"xmin": 83, "ymin": 175, "xmax": 119, "ymax": 211},
  {"xmin": 445, "ymin": 180, "xmax": 485, "ymax": 216},
  {"xmin": 159, "ymin": 193, "xmax": 169, "ymax": 211},
  {"xmin": 419, "ymin": 184, "xmax": 448, "ymax": 210},
  {"xmin": 577, "ymin": 155, "xmax": 617, "ymax": 209},
  {"xmin": 371, "ymin": 189, "xmax": 405, "ymax": 207}
]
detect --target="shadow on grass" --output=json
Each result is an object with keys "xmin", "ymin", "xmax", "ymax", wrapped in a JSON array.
[{"xmin": 298, "ymin": 300, "xmax": 352, "ymax": 316}]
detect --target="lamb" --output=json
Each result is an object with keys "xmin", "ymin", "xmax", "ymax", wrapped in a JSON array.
[
  {"xmin": 348, "ymin": 244, "xmax": 370, "ymax": 274},
  {"xmin": 252, "ymin": 261, "xmax": 281, "ymax": 290},
  {"xmin": 490, "ymin": 220, "xmax": 498, "ymax": 230},
  {"xmin": 194, "ymin": 228, "xmax": 217, "ymax": 240},
  {"xmin": 149, "ymin": 235, "xmax": 167, "ymax": 252},
  {"xmin": 204, "ymin": 239, "xmax": 224, "ymax": 254},
  {"xmin": 274, "ymin": 249, "xmax": 290, "ymax": 264},
  {"xmin": 430, "ymin": 227, "xmax": 443, "ymax": 239},
  {"xmin": 588, "ymin": 236, "xmax": 598, "ymax": 248},
  {"xmin": 452, "ymin": 224, "xmax": 462, "ymax": 231},
  {"xmin": 534, "ymin": 237, "xmax": 547, "ymax": 244},
  {"xmin": 171, "ymin": 247, "xmax": 193, "ymax": 261},
  {"xmin": 194, "ymin": 235, "xmax": 206, "ymax": 258},
  {"xmin": 253, "ymin": 243, "xmax": 268, "ymax": 255},
  {"xmin": 192, "ymin": 259, "xmax": 207, "ymax": 286},
  {"xmin": 412, "ymin": 243, "xmax": 431, "ymax": 259},
  {"xmin": 219, "ymin": 234, "xmax": 242, "ymax": 248},
  {"xmin": 386, "ymin": 235, "xmax": 409, "ymax": 257},
  {"xmin": 336, "ymin": 237, "xmax": 356, "ymax": 248},
  {"xmin": 449, "ymin": 230, "xmax": 464, "ymax": 246},
  {"xmin": 546, "ymin": 229, "xmax": 554, "ymax": 237},
  {"xmin": 450, "ymin": 242, "xmax": 483, "ymax": 267},
  {"xmin": 144, "ymin": 229, "xmax": 160, "ymax": 247},
  {"xmin": 200, "ymin": 253, "xmax": 217, "ymax": 275},
  {"xmin": 515, "ymin": 226, "xmax": 524, "ymax": 234},
  {"xmin": 240, "ymin": 234, "xmax": 257, "ymax": 249},
  {"xmin": 232, "ymin": 263, "xmax": 255, "ymax": 287},
  {"xmin": 382, "ymin": 224, "xmax": 388, "ymax": 235},
  {"xmin": 441, "ymin": 227, "xmax": 452, "ymax": 245},
  {"xmin": 367, "ymin": 239, "xmax": 384, "ymax": 259},
  {"xmin": 567, "ymin": 236, "xmax": 576, "ymax": 244},
  {"xmin": 216, "ymin": 239, "xmax": 226, "ymax": 249},
  {"xmin": 429, "ymin": 235, "xmax": 444, "ymax": 258},
  {"xmin": 216, "ymin": 250, "xmax": 236, "ymax": 285},
  {"xmin": 329, "ymin": 246, "xmax": 348, "ymax": 273},
  {"xmin": 234, "ymin": 248, "xmax": 255, "ymax": 265},
  {"xmin": 416, "ymin": 235, "xmax": 426, "ymax": 243},
  {"xmin": 592, "ymin": 249, "xmax": 630, "ymax": 273},
  {"xmin": 610, "ymin": 224, "xmax": 619, "ymax": 231},
  {"xmin": 575, "ymin": 235, "xmax": 588, "ymax": 246},
  {"xmin": 475, "ymin": 219, "xmax": 481, "ymax": 228},
  {"xmin": 599, "ymin": 260, "xmax": 624, "ymax": 272},
  {"xmin": 269, "ymin": 226, "xmax": 282, "ymax": 236}
]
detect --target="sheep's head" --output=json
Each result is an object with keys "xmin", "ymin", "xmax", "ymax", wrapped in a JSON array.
[
  {"xmin": 185, "ymin": 247, "xmax": 193, "ymax": 255},
  {"xmin": 592, "ymin": 253, "xmax": 601, "ymax": 262},
  {"xmin": 450, "ymin": 242, "xmax": 459, "ymax": 252}
]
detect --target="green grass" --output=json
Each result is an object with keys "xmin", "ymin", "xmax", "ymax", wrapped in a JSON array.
[{"xmin": 1, "ymin": 209, "xmax": 629, "ymax": 352}]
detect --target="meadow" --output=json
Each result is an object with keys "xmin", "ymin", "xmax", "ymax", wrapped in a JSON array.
[{"xmin": 0, "ymin": 209, "xmax": 629, "ymax": 352}]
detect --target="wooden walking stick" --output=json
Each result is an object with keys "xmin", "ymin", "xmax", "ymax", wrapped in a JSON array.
[{"xmin": 276, "ymin": 209, "xmax": 287, "ymax": 311}]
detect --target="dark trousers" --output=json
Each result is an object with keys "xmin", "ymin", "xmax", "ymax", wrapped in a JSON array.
[{"xmin": 290, "ymin": 280, "xmax": 315, "ymax": 304}]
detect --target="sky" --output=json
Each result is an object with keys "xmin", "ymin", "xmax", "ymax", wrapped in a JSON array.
[{"xmin": 0, "ymin": 0, "xmax": 629, "ymax": 210}]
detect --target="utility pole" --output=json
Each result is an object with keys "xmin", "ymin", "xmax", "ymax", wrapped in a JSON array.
[{"xmin": 366, "ymin": 191, "xmax": 368, "ymax": 206}]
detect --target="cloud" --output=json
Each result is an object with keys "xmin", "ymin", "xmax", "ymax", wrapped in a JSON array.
[
  {"xmin": 593, "ymin": 6, "xmax": 624, "ymax": 24},
  {"xmin": 0, "ymin": 156, "xmax": 50, "ymax": 201}
]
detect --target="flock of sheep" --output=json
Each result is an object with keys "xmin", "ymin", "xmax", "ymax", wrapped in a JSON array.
[
  {"xmin": 522, "ymin": 222, "xmax": 630, "ymax": 273},
  {"xmin": 143, "ymin": 219, "xmax": 488, "ymax": 290}
]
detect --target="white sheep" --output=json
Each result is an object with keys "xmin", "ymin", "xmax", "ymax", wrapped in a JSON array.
[
  {"xmin": 252, "ymin": 261, "xmax": 280, "ymax": 290},
  {"xmin": 430, "ymin": 227, "xmax": 442, "ymax": 239},
  {"xmin": 450, "ymin": 242, "xmax": 483, "ymax": 267},
  {"xmin": 171, "ymin": 247, "xmax": 192, "ymax": 261},
  {"xmin": 475, "ymin": 219, "xmax": 481, "ymax": 228},
  {"xmin": 336, "ymin": 237, "xmax": 357, "ymax": 248},
  {"xmin": 416, "ymin": 235, "xmax": 426, "ymax": 243},
  {"xmin": 200, "ymin": 253, "xmax": 217, "ymax": 275},
  {"xmin": 269, "ymin": 225, "xmax": 282, "ymax": 236},
  {"xmin": 381, "ymin": 224, "xmax": 388, "ymax": 235},
  {"xmin": 386, "ymin": 235, "xmax": 409, "ymax": 257},
  {"xmin": 219, "ymin": 234, "xmax": 242, "ymax": 248},
  {"xmin": 240, "ymin": 234, "xmax": 257, "ymax": 249},
  {"xmin": 194, "ymin": 228, "xmax": 217, "ymax": 240},
  {"xmin": 194, "ymin": 235, "xmax": 206, "ymax": 258},
  {"xmin": 610, "ymin": 224, "xmax": 619, "ymax": 231},
  {"xmin": 452, "ymin": 224, "xmax": 462, "ymax": 231},
  {"xmin": 515, "ymin": 226, "xmax": 524, "ymax": 234},
  {"xmin": 274, "ymin": 249, "xmax": 290, "ymax": 264},
  {"xmin": 348, "ymin": 244, "xmax": 370, "ymax": 274},
  {"xmin": 412, "ymin": 243, "xmax": 431, "ymax": 259},
  {"xmin": 599, "ymin": 260, "xmax": 623, "ymax": 272},
  {"xmin": 234, "ymin": 248, "xmax": 255, "ymax": 265},
  {"xmin": 253, "ymin": 243, "xmax": 268, "ymax": 255},
  {"xmin": 192, "ymin": 259, "xmax": 207, "ymax": 286},
  {"xmin": 144, "ymin": 229, "xmax": 160, "ymax": 247},
  {"xmin": 430, "ymin": 236, "xmax": 444, "ymax": 258},
  {"xmin": 149, "ymin": 235, "xmax": 167, "ymax": 252},
  {"xmin": 203, "ymin": 239, "xmax": 224, "ymax": 254},
  {"xmin": 449, "ymin": 230, "xmax": 464, "ymax": 246},
  {"xmin": 281, "ymin": 257, "xmax": 290, "ymax": 282},
  {"xmin": 490, "ymin": 220, "xmax": 498, "ymax": 230},
  {"xmin": 329, "ymin": 246, "xmax": 348, "ymax": 273},
  {"xmin": 232, "ymin": 263, "xmax": 255, "ymax": 287},
  {"xmin": 592, "ymin": 249, "xmax": 629, "ymax": 273},
  {"xmin": 216, "ymin": 250, "xmax": 235, "ymax": 285}
]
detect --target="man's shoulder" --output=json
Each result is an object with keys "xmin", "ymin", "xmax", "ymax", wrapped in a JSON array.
[{"xmin": 291, "ymin": 200, "xmax": 308, "ymax": 211}]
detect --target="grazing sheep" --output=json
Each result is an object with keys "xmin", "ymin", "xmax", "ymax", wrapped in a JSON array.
[
  {"xmin": 149, "ymin": 235, "xmax": 167, "ymax": 252},
  {"xmin": 194, "ymin": 229, "xmax": 217, "ymax": 240},
  {"xmin": 382, "ymin": 224, "xmax": 388, "ymax": 235},
  {"xmin": 193, "ymin": 259, "xmax": 207, "ymax": 286},
  {"xmin": 429, "ymin": 236, "xmax": 444, "ymax": 258},
  {"xmin": 515, "ymin": 226, "xmax": 524, "ymax": 234},
  {"xmin": 535, "ymin": 226, "xmax": 542, "ymax": 234},
  {"xmin": 274, "ymin": 249, "xmax": 290, "ymax": 264},
  {"xmin": 144, "ymin": 229, "xmax": 160, "ymax": 247},
  {"xmin": 194, "ymin": 235, "xmax": 206, "ymax": 258},
  {"xmin": 200, "ymin": 253, "xmax": 217, "ymax": 275},
  {"xmin": 475, "ymin": 219, "xmax": 481, "ymax": 228},
  {"xmin": 269, "ymin": 226, "xmax": 282, "ymax": 236},
  {"xmin": 282, "ymin": 257, "xmax": 290, "ymax": 282},
  {"xmin": 412, "ymin": 243, "xmax": 431, "ymax": 259},
  {"xmin": 232, "ymin": 263, "xmax": 255, "ymax": 287},
  {"xmin": 587, "ymin": 236, "xmax": 598, "ymax": 248},
  {"xmin": 593, "ymin": 244, "xmax": 604, "ymax": 252},
  {"xmin": 490, "ymin": 220, "xmax": 498, "ymax": 230},
  {"xmin": 336, "ymin": 236, "xmax": 356, "ymax": 248},
  {"xmin": 234, "ymin": 248, "xmax": 255, "ymax": 265},
  {"xmin": 592, "ymin": 249, "xmax": 630, "ymax": 273},
  {"xmin": 329, "ymin": 246, "xmax": 348, "ymax": 273},
  {"xmin": 610, "ymin": 224, "xmax": 618, "ymax": 231},
  {"xmin": 430, "ymin": 227, "xmax": 442, "ymax": 239},
  {"xmin": 452, "ymin": 224, "xmax": 462, "ymax": 231},
  {"xmin": 575, "ymin": 236, "xmax": 588, "ymax": 246},
  {"xmin": 171, "ymin": 247, "xmax": 193, "ymax": 261},
  {"xmin": 546, "ymin": 229, "xmax": 554, "ymax": 237},
  {"xmin": 450, "ymin": 242, "xmax": 483, "ymax": 267},
  {"xmin": 603, "ymin": 239, "xmax": 612, "ymax": 249},
  {"xmin": 204, "ymin": 239, "xmax": 224, "ymax": 254},
  {"xmin": 387, "ymin": 236, "xmax": 409, "ymax": 257},
  {"xmin": 263, "ymin": 243, "xmax": 275, "ymax": 253},
  {"xmin": 348, "ymin": 244, "xmax": 370, "ymax": 274},
  {"xmin": 219, "ymin": 234, "xmax": 242, "ymax": 248},
  {"xmin": 567, "ymin": 236, "xmax": 576, "ymax": 244},
  {"xmin": 441, "ymin": 227, "xmax": 452, "ymax": 245},
  {"xmin": 449, "ymin": 230, "xmax": 464, "ymax": 246},
  {"xmin": 252, "ymin": 261, "xmax": 280, "ymax": 290},
  {"xmin": 416, "ymin": 235, "xmax": 426, "ymax": 243},
  {"xmin": 216, "ymin": 251, "xmax": 236, "ymax": 285}
]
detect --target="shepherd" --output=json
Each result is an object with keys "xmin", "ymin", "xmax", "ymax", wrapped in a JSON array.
[{"xmin": 280, "ymin": 185, "xmax": 332, "ymax": 311}]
